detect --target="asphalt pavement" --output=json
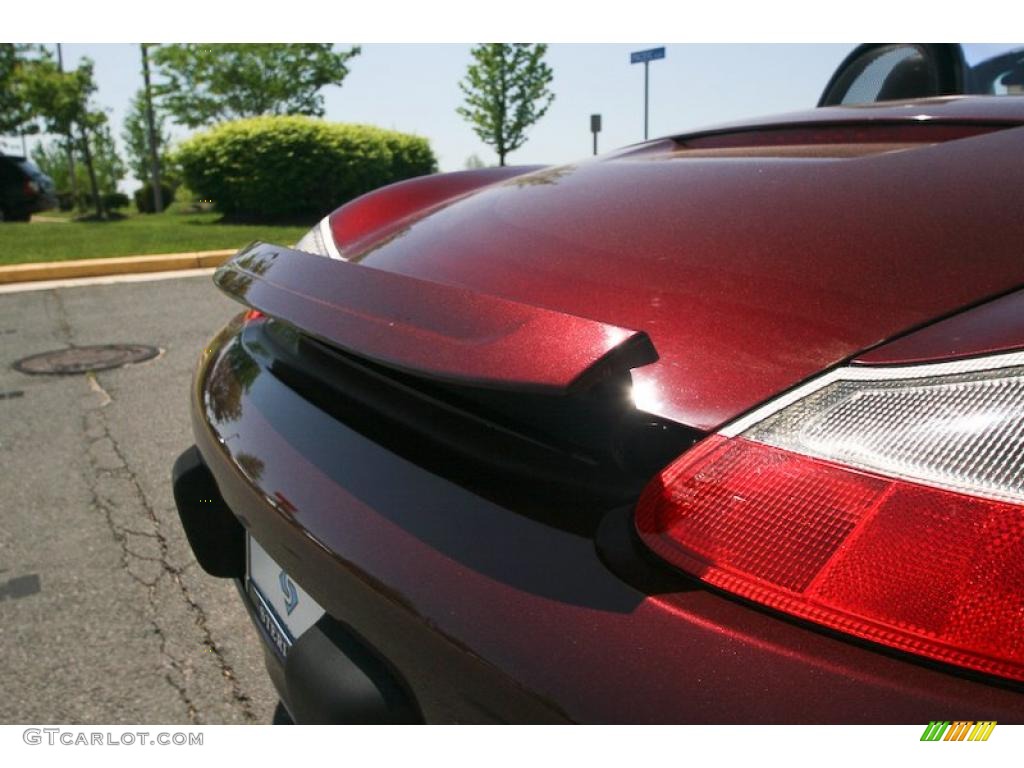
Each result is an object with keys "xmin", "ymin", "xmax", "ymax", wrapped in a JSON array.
[{"xmin": 0, "ymin": 273, "xmax": 277, "ymax": 724}]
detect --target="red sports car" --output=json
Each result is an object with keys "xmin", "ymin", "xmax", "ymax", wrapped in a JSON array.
[{"xmin": 173, "ymin": 44, "xmax": 1024, "ymax": 723}]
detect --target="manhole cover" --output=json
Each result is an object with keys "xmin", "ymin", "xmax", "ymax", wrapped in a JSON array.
[{"xmin": 14, "ymin": 344, "xmax": 160, "ymax": 375}]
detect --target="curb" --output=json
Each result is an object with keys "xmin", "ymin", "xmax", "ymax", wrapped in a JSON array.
[{"xmin": 0, "ymin": 249, "xmax": 236, "ymax": 285}]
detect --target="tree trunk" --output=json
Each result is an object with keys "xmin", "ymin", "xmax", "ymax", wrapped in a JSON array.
[
  {"xmin": 67, "ymin": 138, "xmax": 80, "ymax": 211},
  {"xmin": 78, "ymin": 127, "xmax": 106, "ymax": 220},
  {"xmin": 497, "ymin": 44, "xmax": 507, "ymax": 167},
  {"xmin": 56, "ymin": 45, "xmax": 80, "ymax": 211},
  {"xmin": 141, "ymin": 44, "xmax": 164, "ymax": 213}
]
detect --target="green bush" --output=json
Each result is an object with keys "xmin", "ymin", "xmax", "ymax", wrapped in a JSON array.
[
  {"xmin": 134, "ymin": 182, "xmax": 176, "ymax": 214},
  {"xmin": 172, "ymin": 116, "xmax": 438, "ymax": 220},
  {"xmin": 72, "ymin": 191, "xmax": 133, "ymax": 212},
  {"xmin": 103, "ymin": 192, "xmax": 131, "ymax": 210},
  {"xmin": 173, "ymin": 183, "xmax": 197, "ymax": 206}
]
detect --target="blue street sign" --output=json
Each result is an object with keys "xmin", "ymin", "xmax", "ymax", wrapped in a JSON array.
[{"xmin": 630, "ymin": 47, "xmax": 665, "ymax": 64}]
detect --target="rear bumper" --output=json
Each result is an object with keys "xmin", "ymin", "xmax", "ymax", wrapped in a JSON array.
[
  {"xmin": 32, "ymin": 192, "xmax": 57, "ymax": 213},
  {"xmin": 1, "ymin": 192, "xmax": 55, "ymax": 216},
  {"xmin": 232, "ymin": 578, "xmax": 421, "ymax": 724},
  {"xmin": 23, "ymin": 192, "xmax": 57, "ymax": 214},
  {"xmin": 175, "ymin": 315, "xmax": 1024, "ymax": 723},
  {"xmin": 173, "ymin": 445, "xmax": 419, "ymax": 724}
]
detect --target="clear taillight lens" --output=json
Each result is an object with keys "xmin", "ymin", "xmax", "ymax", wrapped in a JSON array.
[
  {"xmin": 636, "ymin": 351, "xmax": 1024, "ymax": 683},
  {"xmin": 294, "ymin": 215, "xmax": 344, "ymax": 260}
]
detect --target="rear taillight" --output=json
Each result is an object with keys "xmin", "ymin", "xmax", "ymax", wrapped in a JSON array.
[
  {"xmin": 636, "ymin": 351, "xmax": 1024, "ymax": 683},
  {"xmin": 294, "ymin": 215, "xmax": 343, "ymax": 260},
  {"xmin": 24, "ymin": 179, "xmax": 39, "ymax": 195}
]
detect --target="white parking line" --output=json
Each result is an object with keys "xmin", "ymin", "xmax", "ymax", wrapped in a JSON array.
[{"xmin": 0, "ymin": 267, "xmax": 216, "ymax": 294}]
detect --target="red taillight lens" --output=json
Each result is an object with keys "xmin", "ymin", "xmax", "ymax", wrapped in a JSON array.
[
  {"xmin": 242, "ymin": 309, "xmax": 265, "ymax": 322},
  {"xmin": 636, "ymin": 352, "xmax": 1024, "ymax": 683}
]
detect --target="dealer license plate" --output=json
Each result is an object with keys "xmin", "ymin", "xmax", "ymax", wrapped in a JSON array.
[{"xmin": 246, "ymin": 536, "xmax": 324, "ymax": 658}]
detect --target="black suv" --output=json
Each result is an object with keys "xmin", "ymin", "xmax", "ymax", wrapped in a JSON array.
[{"xmin": 0, "ymin": 154, "xmax": 57, "ymax": 222}]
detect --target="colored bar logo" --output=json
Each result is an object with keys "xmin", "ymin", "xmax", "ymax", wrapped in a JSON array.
[{"xmin": 920, "ymin": 721, "xmax": 997, "ymax": 741}]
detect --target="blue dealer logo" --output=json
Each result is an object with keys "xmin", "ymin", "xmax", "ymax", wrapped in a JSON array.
[{"xmin": 279, "ymin": 570, "xmax": 299, "ymax": 616}]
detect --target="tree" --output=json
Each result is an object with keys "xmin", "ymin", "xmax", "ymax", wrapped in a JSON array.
[
  {"xmin": 32, "ymin": 123, "xmax": 124, "ymax": 201},
  {"xmin": 139, "ymin": 43, "xmax": 164, "ymax": 212},
  {"xmin": 15, "ymin": 53, "xmax": 109, "ymax": 218},
  {"xmin": 87, "ymin": 122, "xmax": 125, "ymax": 196},
  {"xmin": 0, "ymin": 44, "xmax": 39, "ymax": 139},
  {"xmin": 151, "ymin": 44, "xmax": 361, "ymax": 129},
  {"xmin": 31, "ymin": 141, "xmax": 73, "ymax": 191},
  {"xmin": 457, "ymin": 44, "xmax": 554, "ymax": 167},
  {"xmin": 122, "ymin": 88, "xmax": 170, "ymax": 184}
]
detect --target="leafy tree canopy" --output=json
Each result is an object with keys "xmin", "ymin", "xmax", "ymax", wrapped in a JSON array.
[
  {"xmin": 16, "ymin": 52, "xmax": 113, "ymax": 217},
  {"xmin": 0, "ymin": 44, "xmax": 38, "ymax": 137},
  {"xmin": 33, "ymin": 122, "xmax": 124, "ymax": 197},
  {"xmin": 151, "ymin": 44, "xmax": 361, "ymax": 129},
  {"xmin": 122, "ymin": 88, "xmax": 172, "ymax": 184},
  {"xmin": 457, "ymin": 44, "xmax": 554, "ymax": 166},
  {"xmin": 14, "ymin": 52, "xmax": 105, "ymax": 136}
]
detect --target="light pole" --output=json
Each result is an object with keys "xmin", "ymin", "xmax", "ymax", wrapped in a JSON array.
[
  {"xmin": 630, "ymin": 47, "xmax": 665, "ymax": 141},
  {"xmin": 56, "ymin": 44, "xmax": 79, "ymax": 209}
]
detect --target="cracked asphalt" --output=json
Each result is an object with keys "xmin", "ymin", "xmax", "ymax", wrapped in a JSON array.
[{"xmin": 0, "ymin": 274, "xmax": 276, "ymax": 724}]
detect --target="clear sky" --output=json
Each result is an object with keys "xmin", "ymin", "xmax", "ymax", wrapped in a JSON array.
[{"xmin": 1, "ymin": 44, "xmax": 855, "ymax": 186}]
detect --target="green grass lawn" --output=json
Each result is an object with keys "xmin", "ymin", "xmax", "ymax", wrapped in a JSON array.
[{"xmin": 0, "ymin": 207, "xmax": 309, "ymax": 266}]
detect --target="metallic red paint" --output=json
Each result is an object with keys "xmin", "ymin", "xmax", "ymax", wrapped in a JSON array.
[
  {"xmin": 667, "ymin": 95, "xmax": 1024, "ymax": 140},
  {"xmin": 325, "ymin": 97, "xmax": 1024, "ymax": 430},
  {"xmin": 328, "ymin": 166, "xmax": 543, "ymax": 255},
  {"xmin": 856, "ymin": 288, "xmax": 1024, "ymax": 365},
  {"xmin": 191, "ymin": 320, "xmax": 1024, "ymax": 722},
  {"xmin": 679, "ymin": 121, "xmax": 1008, "ymax": 149},
  {"xmin": 186, "ymin": 96, "xmax": 1024, "ymax": 722}
]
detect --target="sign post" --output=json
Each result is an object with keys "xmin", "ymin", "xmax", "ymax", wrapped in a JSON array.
[
  {"xmin": 590, "ymin": 114, "xmax": 602, "ymax": 156},
  {"xmin": 630, "ymin": 47, "xmax": 665, "ymax": 140}
]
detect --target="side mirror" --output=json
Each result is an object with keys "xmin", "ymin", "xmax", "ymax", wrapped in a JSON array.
[{"xmin": 818, "ymin": 44, "xmax": 967, "ymax": 107}]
